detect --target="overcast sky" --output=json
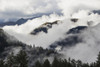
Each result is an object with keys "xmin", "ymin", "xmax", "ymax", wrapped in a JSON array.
[
  {"xmin": 0, "ymin": 0, "xmax": 62, "ymax": 22},
  {"xmin": 0, "ymin": 0, "xmax": 100, "ymax": 22}
]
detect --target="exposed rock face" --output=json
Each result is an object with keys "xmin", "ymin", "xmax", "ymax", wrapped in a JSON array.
[
  {"xmin": 31, "ymin": 20, "xmax": 59, "ymax": 35},
  {"xmin": 50, "ymin": 26, "xmax": 87, "ymax": 50},
  {"xmin": 71, "ymin": 18, "xmax": 78, "ymax": 22},
  {"xmin": 67, "ymin": 26, "xmax": 87, "ymax": 34},
  {"xmin": 0, "ymin": 18, "xmax": 28, "ymax": 27}
]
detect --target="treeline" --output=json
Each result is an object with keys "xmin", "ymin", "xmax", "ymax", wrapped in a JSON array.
[
  {"xmin": 0, "ymin": 50, "xmax": 100, "ymax": 67},
  {"xmin": 34, "ymin": 53, "xmax": 100, "ymax": 67},
  {"xmin": 0, "ymin": 50, "xmax": 28, "ymax": 67}
]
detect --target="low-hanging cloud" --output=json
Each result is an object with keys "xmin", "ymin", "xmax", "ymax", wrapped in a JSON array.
[
  {"xmin": 3, "ymin": 12, "xmax": 100, "ymax": 48},
  {"xmin": 3, "ymin": 14, "xmax": 66, "ymax": 48},
  {"xmin": 3, "ymin": 13, "xmax": 100, "ymax": 63},
  {"xmin": 2, "ymin": 0, "xmax": 100, "ymax": 63},
  {"xmin": 60, "ymin": 24, "xmax": 100, "ymax": 63}
]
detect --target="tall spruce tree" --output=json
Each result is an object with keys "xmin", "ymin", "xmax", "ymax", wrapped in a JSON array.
[
  {"xmin": 96, "ymin": 52, "xmax": 100, "ymax": 67},
  {"xmin": 6, "ymin": 52, "xmax": 16, "ymax": 67},
  {"xmin": 52, "ymin": 57, "xmax": 59, "ymax": 67},
  {"xmin": 34, "ymin": 60, "xmax": 42, "ymax": 67},
  {"xmin": 0, "ymin": 59, "xmax": 5, "ymax": 67},
  {"xmin": 43, "ymin": 59, "xmax": 51, "ymax": 67},
  {"xmin": 16, "ymin": 50, "xmax": 28, "ymax": 67}
]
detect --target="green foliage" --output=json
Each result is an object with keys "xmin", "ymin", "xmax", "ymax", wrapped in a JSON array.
[
  {"xmin": 33, "ymin": 52, "xmax": 100, "ymax": 67},
  {"xmin": 96, "ymin": 52, "xmax": 100, "ymax": 67},
  {"xmin": 5, "ymin": 50, "xmax": 28, "ymax": 67},
  {"xmin": 6, "ymin": 52, "xmax": 16, "ymax": 67},
  {"xmin": 52, "ymin": 57, "xmax": 59, "ymax": 67},
  {"xmin": 43, "ymin": 59, "xmax": 51, "ymax": 67},
  {"xmin": 0, "ymin": 59, "xmax": 5, "ymax": 67},
  {"xmin": 16, "ymin": 50, "xmax": 28, "ymax": 67},
  {"xmin": 1, "ymin": 50, "xmax": 100, "ymax": 67},
  {"xmin": 34, "ymin": 60, "xmax": 42, "ymax": 67}
]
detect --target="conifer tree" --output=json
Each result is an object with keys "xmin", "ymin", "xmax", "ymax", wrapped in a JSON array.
[
  {"xmin": 16, "ymin": 50, "xmax": 28, "ymax": 67},
  {"xmin": 34, "ymin": 60, "xmax": 42, "ymax": 67},
  {"xmin": 43, "ymin": 59, "xmax": 51, "ymax": 67},
  {"xmin": 76, "ymin": 60, "xmax": 82, "ymax": 67},
  {"xmin": 0, "ymin": 59, "xmax": 5, "ymax": 67},
  {"xmin": 6, "ymin": 52, "xmax": 16, "ymax": 67},
  {"xmin": 96, "ymin": 52, "xmax": 100, "ymax": 67},
  {"xmin": 52, "ymin": 57, "xmax": 59, "ymax": 67}
]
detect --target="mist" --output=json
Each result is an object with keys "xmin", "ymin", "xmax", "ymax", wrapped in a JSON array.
[
  {"xmin": 60, "ymin": 24, "xmax": 100, "ymax": 63},
  {"xmin": 2, "ymin": 0, "xmax": 100, "ymax": 63}
]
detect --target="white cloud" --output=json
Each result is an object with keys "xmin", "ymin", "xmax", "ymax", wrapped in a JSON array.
[
  {"xmin": 3, "ymin": 12, "xmax": 100, "ymax": 63},
  {"xmin": 2, "ymin": 0, "xmax": 100, "ymax": 63},
  {"xmin": 60, "ymin": 24, "xmax": 100, "ymax": 63},
  {"xmin": 0, "ymin": 0, "xmax": 59, "ymax": 14},
  {"xmin": 0, "ymin": 0, "xmax": 61, "ymax": 21},
  {"xmin": 58, "ymin": 0, "xmax": 100, "ymax": 17},
  {"xmin": 3, "ymin": 14, "xmax": 66, "ymax": 48},
  {"xmin": 0, "ymin": 0, "xmax": 100, "ymax": 21}
]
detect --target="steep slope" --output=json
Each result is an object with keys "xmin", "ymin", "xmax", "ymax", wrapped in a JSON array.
[
  {"xmin": 0, "ymin": 29, "xmax": 59, "ymax": 67},
  {"xmin": 0, "ymin": 18, "xmax": 28, "ymax": 27},
  {"xmin": 3, "ymin": 12, "xmax": 100, "ymax": 63},
  {"xmin": 31, "ymin": 20, "xmax": 59, "ymax": 35},
  {"xmin": 50, "ymin": 26, "xmax": 87, "ymax": 50},
  {"xmin": 0, "ymin": 28, "xmax": 25, "ymax": 58}
]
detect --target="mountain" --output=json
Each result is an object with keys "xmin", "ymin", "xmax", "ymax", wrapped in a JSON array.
[
  {"xmin": 0, "ymin": 13, "xmax": 61, "ymax": 27},
  {"xmin": 0, "ymin": 28, "xmax": 59, "ymax": 67},
  {"xmin": 0, "ymin": 28, "xmax": 26, "ymax": 58},
  {"xmin": 67, "ymin": 26, "xmax": 87, "ymax": 34},
  {"xmin": 0, "ymin": 16, "xmax": 42, "ymax": 27},
  {"xmin": 30, "ymin": 18, "xmax": 87, "ymax": 50},
  {"xmin": 3, "ymin": 14, "xmax": 100, "ymax": 63},
  {"xmin": 0, "ymin": 18, "xmax": 28, "ymax": 27},
  {"xmin": 1, "ymin": 24, "xmax": 88, "ymax": 66},
  {"xmin": 31, "ymin": 20, "xmax": 59, "ymax": 35},
  {"xmin": 93, "ymin": 10, "xmax": 100, "ymax": 14},
  {"xmin": 50, "ymin": 26, "xmax": 87, "ymax": 50}
]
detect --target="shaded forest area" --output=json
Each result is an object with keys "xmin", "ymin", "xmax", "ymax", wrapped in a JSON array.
[{"xmin": 0, "ymin": 50, "xmax": 100, "ymax": 67}]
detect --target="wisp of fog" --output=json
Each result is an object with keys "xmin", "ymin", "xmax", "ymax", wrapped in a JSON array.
[{"xmin": 2, "ymin": 0, "xmax": 100, "ymax": 63}]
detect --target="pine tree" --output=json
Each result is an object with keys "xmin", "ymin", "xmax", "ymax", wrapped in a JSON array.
[
  {"xmin": 16, "ymin": 50, "xmax": 28, "ymax": 67},
  {"xmin": 67, "ymin": 58, "xmax": 73, "ymax": 67},
  {"xmin": 6, "ymin": 52, "xmax": 16, "ymax": 67},
  {"xmin": 52, "ymin": 57, "xmax": 59, "ymax": 67},
  {"xmin": 90, "ymin": 62, "xmax": 96, "ymax": 67},
  {"xmin": 82, "ymin": 63, "xmax": 89, "ymax": 67},
  {"xmin": 76, "ymin": 60, "xmax": 82, "ymax": 67},
  {"xmin": 63, "ymin": 59, "xmax": 68, "ymax": 67},
  {"xmin": 43, "ymin": 59, "xmax": 51, "ymax": 67},
  {"xmin": 71, "ymin": 59, "xmax": 76, "ymax": 67},
  {"xmin": 96, "ymin": 52, "xmax": 100, "ymax": 67},
  {"xmin": 0, "ymin": 59, "xmax": 5, "ymax": 67},
  {"xmin": 34, "ymin": 60, "xmax": 42, "ymax": 67}
]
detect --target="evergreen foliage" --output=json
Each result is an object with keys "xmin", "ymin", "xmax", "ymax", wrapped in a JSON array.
[{"xmin": 0, "ymin": 50, "xmax": 100, "ymax": 67}]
